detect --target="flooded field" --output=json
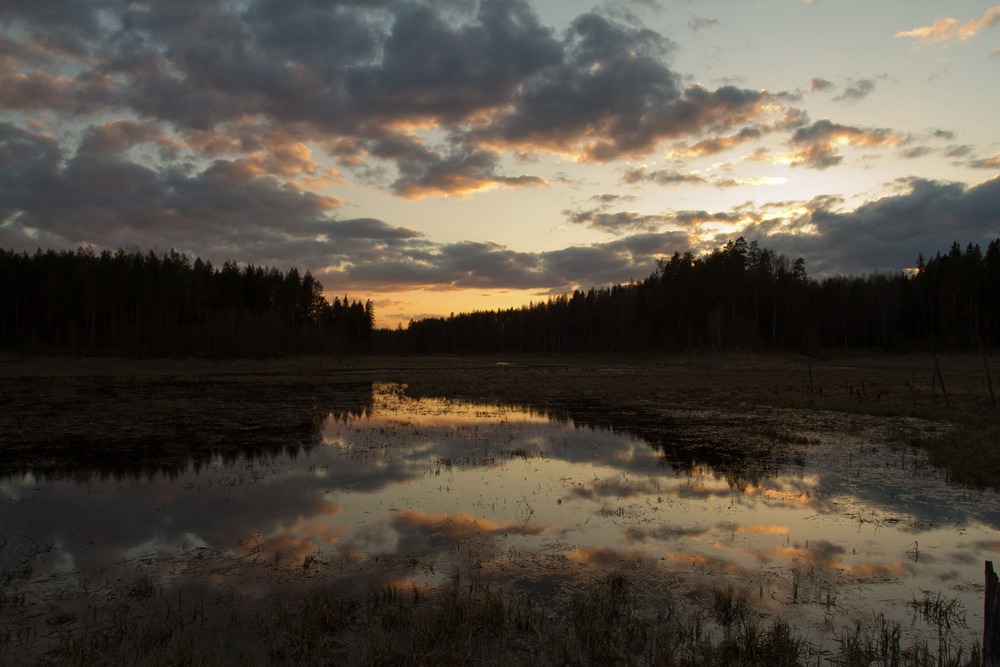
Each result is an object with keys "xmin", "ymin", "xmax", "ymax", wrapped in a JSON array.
[{"xmin": 2, "ymin": 374, "xmax": 997, "ymax": 663}]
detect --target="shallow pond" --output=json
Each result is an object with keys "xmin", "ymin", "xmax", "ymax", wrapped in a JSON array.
[{"xmin": 2, "ymin": 381, "xmax": 997, "ymax": 658}]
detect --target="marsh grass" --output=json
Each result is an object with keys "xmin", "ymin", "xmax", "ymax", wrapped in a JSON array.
[
  {"xmin": 908, "ymin": 591, "xmax": 967, "ymax": 631},
  {"xmin": 834, "ymin": 612, "xmax": 982, "ymax": 667},
  {"xmin": 1, "ymin": 564, "xmax": 985, "ymax": 666}
]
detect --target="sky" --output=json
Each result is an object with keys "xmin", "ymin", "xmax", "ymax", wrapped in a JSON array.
[{"xmin": 1, "ymin": 1, "xmax": 999, "ymax": 328}]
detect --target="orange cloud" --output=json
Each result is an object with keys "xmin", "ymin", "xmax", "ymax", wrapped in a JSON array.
[
  {"xmin": 896, "ymin": 6, "xmax": 1000, "ymax": 45},
  {"xmin": 666, "ymin": 128, "xmax": 763, "ymax": 159},
  {"xmin": 396, "ymin": 173, "xmax": 547, "ymax": 201},
  {"xmin": 0, "ymin": 69, "xmax": 76, "ymax": 111},
  {"xmin": 788, "ymin": 120, "xmax": 903, "ymax": 169}
]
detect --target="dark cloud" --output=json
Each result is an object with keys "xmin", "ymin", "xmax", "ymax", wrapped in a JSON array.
[
  {"xmin": 621, "ymin": 166, "xmax": 783, "ymax": 189},
  {"xmin": 743, "ymin": 177, "xmax": 1000, "ymax": 276},
  {"xmin": 78, "ymin": 119, "xmax": 178, "ymax": 156},
  {"xmin": 0, "ymin": 0, "xmax": 802, "ymax": 197},
  {"xmin": 590, "ymin": 193, "xmax": 639, "ymax": 205},
  {"xmin": 688, "ymin": 16, "xmax": 719, "ymax": 31},
  {"xmin": 344, "ymin": 0, "xmax": 562, "ymax": 123},
  {"xmin": 968, "ymin": 154, "xmax": 1000, "ymax": 169},
  {"xmin": 834, "ymin": 78, "xmax": 875, "ymax": 103},
  {"xmin": 621, "ymin": 167, "xmax": 708, "ymax": 185},
  {"xmin": 470, "ymin": 13, "xmax": 776, "ymax": 161},
  {"xmin": 899, "ymin": 146, "xmax": 934, "ymax": 160},
  {"xmin": 564, "ymin": 208, "xmax": 673, "ymax": 234},
  {"xmin": 0, "ymin": 123, "xmax": 431, "ymax": 273},
  {"xmin": 945, "ymin": 144, "xmax": 974, "ymax": 158},
  {"xmin": 564, "ymin": 203, "xmax": 749, "ymax": 236},
  {"xmin": 371, "ymin": 134, "xmax": 547, "ymax": 199}
]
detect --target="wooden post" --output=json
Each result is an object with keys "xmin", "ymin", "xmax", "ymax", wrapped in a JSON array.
[{"xmin": 987, "ymin": 560, "xmax": 1000, "ymax": 667}]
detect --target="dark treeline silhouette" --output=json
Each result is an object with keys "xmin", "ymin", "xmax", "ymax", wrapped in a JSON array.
[
  {"xmin": 392, "ymin": 237, "xmax": 1000, "ymax": 354},
  {"xmin": 0, "ymin": 247, "xmax": 374, "ymax": 356}
]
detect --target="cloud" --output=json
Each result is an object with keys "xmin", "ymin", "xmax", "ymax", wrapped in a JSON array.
[
  {"xmin": 665, "ymin": 127, "xmax": 765, "ymax": 158},
  {"xmin": 968, "ymin": 153, "xmax": 1000, "ymax": 169},
  {"xmin": 590, "ymin": 193, "xmax": 639, "ymax": 205},
  {"xmin": 945, "ymin": 144, "xmax": 974, "ymax": 158},
  {"xmin": 713, "ymin": 176, "xmax": 787, "ymax": 188},
  {"xmin": 564, "ymin": 201, "xmax": 749, "ymax": 236},
  {"xmin": 896, "ymin": 5, "xmax": 1000, "ymax": 46},
  {"xmin": 77, "ymin": 119, "xmax": 181, "ymax": 156},
  {"xmin": 740, "ymin": 176, "xmax": 1000, "ymax": 276},
  {"xmin": 621, "ymin": 167, "xmax": 708, "ymax": 186},
  {"xmin": 0, "ymin": 122, "xmax": 433, "ymax": 273},
  {"xmin": 0, "ymin": 0, "xmax": 805, "ymax": 203},
  {"xmin": 372, "ymin": 135, "xmax": 548, "ymax": 199},
  {"xmin": 688, "ymin": 16, "xmax": 719, "ymax": 32},
  {"xmin": 470, "ymin": 13, "xmax": 780, "ymax": 162},
  {"xmin": 809, "ymin": 78, "xmax": 834, "ymax": 92},
  {"xmin": 621, "ymin": 166, "xmax": 785, "ymax": 189},
  {"xmin": 565, "ymin": 208, "xmax": 675, "ymax": 234},
  {"xmin": 788, "ymin": 119, "xmax": 903, "ymax": 169},
  {"xmin": 834, "ymin": 78, "xmax": 875, "ymax": 103},
  {"xmin": 899, "ymin": 146, "xmax": 934, "ymax": 160}
]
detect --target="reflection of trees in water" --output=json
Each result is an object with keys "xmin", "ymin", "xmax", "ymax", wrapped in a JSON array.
[
  {"xmin": 543, "ymin": 401, "xmax": 800, "ymax": 490},
  {"xmin": 1, "ymin": 377, "xmax": 375, "ymax": 480},
  {"xmin": 5, "ymin": 378, "xmax": 799, "ymax": 486}
]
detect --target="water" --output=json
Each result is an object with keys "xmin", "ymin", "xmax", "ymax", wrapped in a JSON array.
[{"xmin": 2, "ymin": 382, "xmax": 996, "ymax": 655}]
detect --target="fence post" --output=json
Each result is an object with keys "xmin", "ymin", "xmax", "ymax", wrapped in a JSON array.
[{"xmin": 987, "ymin": 560, "xmax": 1000, "ymax": 667}]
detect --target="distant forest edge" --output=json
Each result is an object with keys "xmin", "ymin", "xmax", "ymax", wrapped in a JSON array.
[
  {"xmin": 0, "ymin": 248, "xmax": 374, "ymax": 357},
  {"xmin": 2, "ymin": 237, "xmax": 999, "ymax": 357},
  {"xmin": 395, "ymin": 237, "xmax": 1000, "ymax": 355}
]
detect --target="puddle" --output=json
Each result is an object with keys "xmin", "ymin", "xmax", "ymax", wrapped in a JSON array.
[{"xmin": 2, "ymin": 382, "xmax": 996, "ymax": 658}]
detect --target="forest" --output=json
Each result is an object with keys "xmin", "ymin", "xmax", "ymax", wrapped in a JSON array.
[
  {"xmin": 391, "ymin": 237, "xmax": 1000, "ymax": 355},
  {"xmin": 0, "ymin": 247, "xmax": 374, "ymax": 357},
  {"xmin": 2, "ymin": 237, "xmax": 998, "ymax": 357}
]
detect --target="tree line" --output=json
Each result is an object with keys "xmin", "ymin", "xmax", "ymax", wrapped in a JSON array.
[
  {"xmin": 0, "ymin": 247, "xmax": 374, "ymax": 356},
  {"xmin": 4, "ymin": 238, "xmax": 997, "ymax": 357},
  {"xmin": 388, "ymin": 237, "xmax": 1000, "ymax": 354}
]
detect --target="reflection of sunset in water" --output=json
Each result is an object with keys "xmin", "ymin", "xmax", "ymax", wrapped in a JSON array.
[{"xmin": 4, "ymin": 382, "xmax": 997, "ymax": 655}]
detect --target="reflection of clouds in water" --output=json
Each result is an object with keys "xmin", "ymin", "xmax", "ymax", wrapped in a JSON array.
[
  {"xmin": 566, "ymin": 546, "xmax": 651, "ymax": 567},
  {"xmin": 392, "ymin": 509, "xmax": 549, "ymax": 555},
  {"xmin": 718, "ymin": 523, "xmax": 789, "ymax": 535},
  {"xmin": 569, "ymin": 476, "xmax": 660, "ymax": 500},
  {"xmin": 841, "ymin": 561, "xmax": 908, "ymax": 580},
  {"xmin": 623, "ymin": 525, "xmax": 709, "ymax": 543},
  {"xmin": 751, "ymin": 539, "xmax": 845, "ymax": 568}
]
